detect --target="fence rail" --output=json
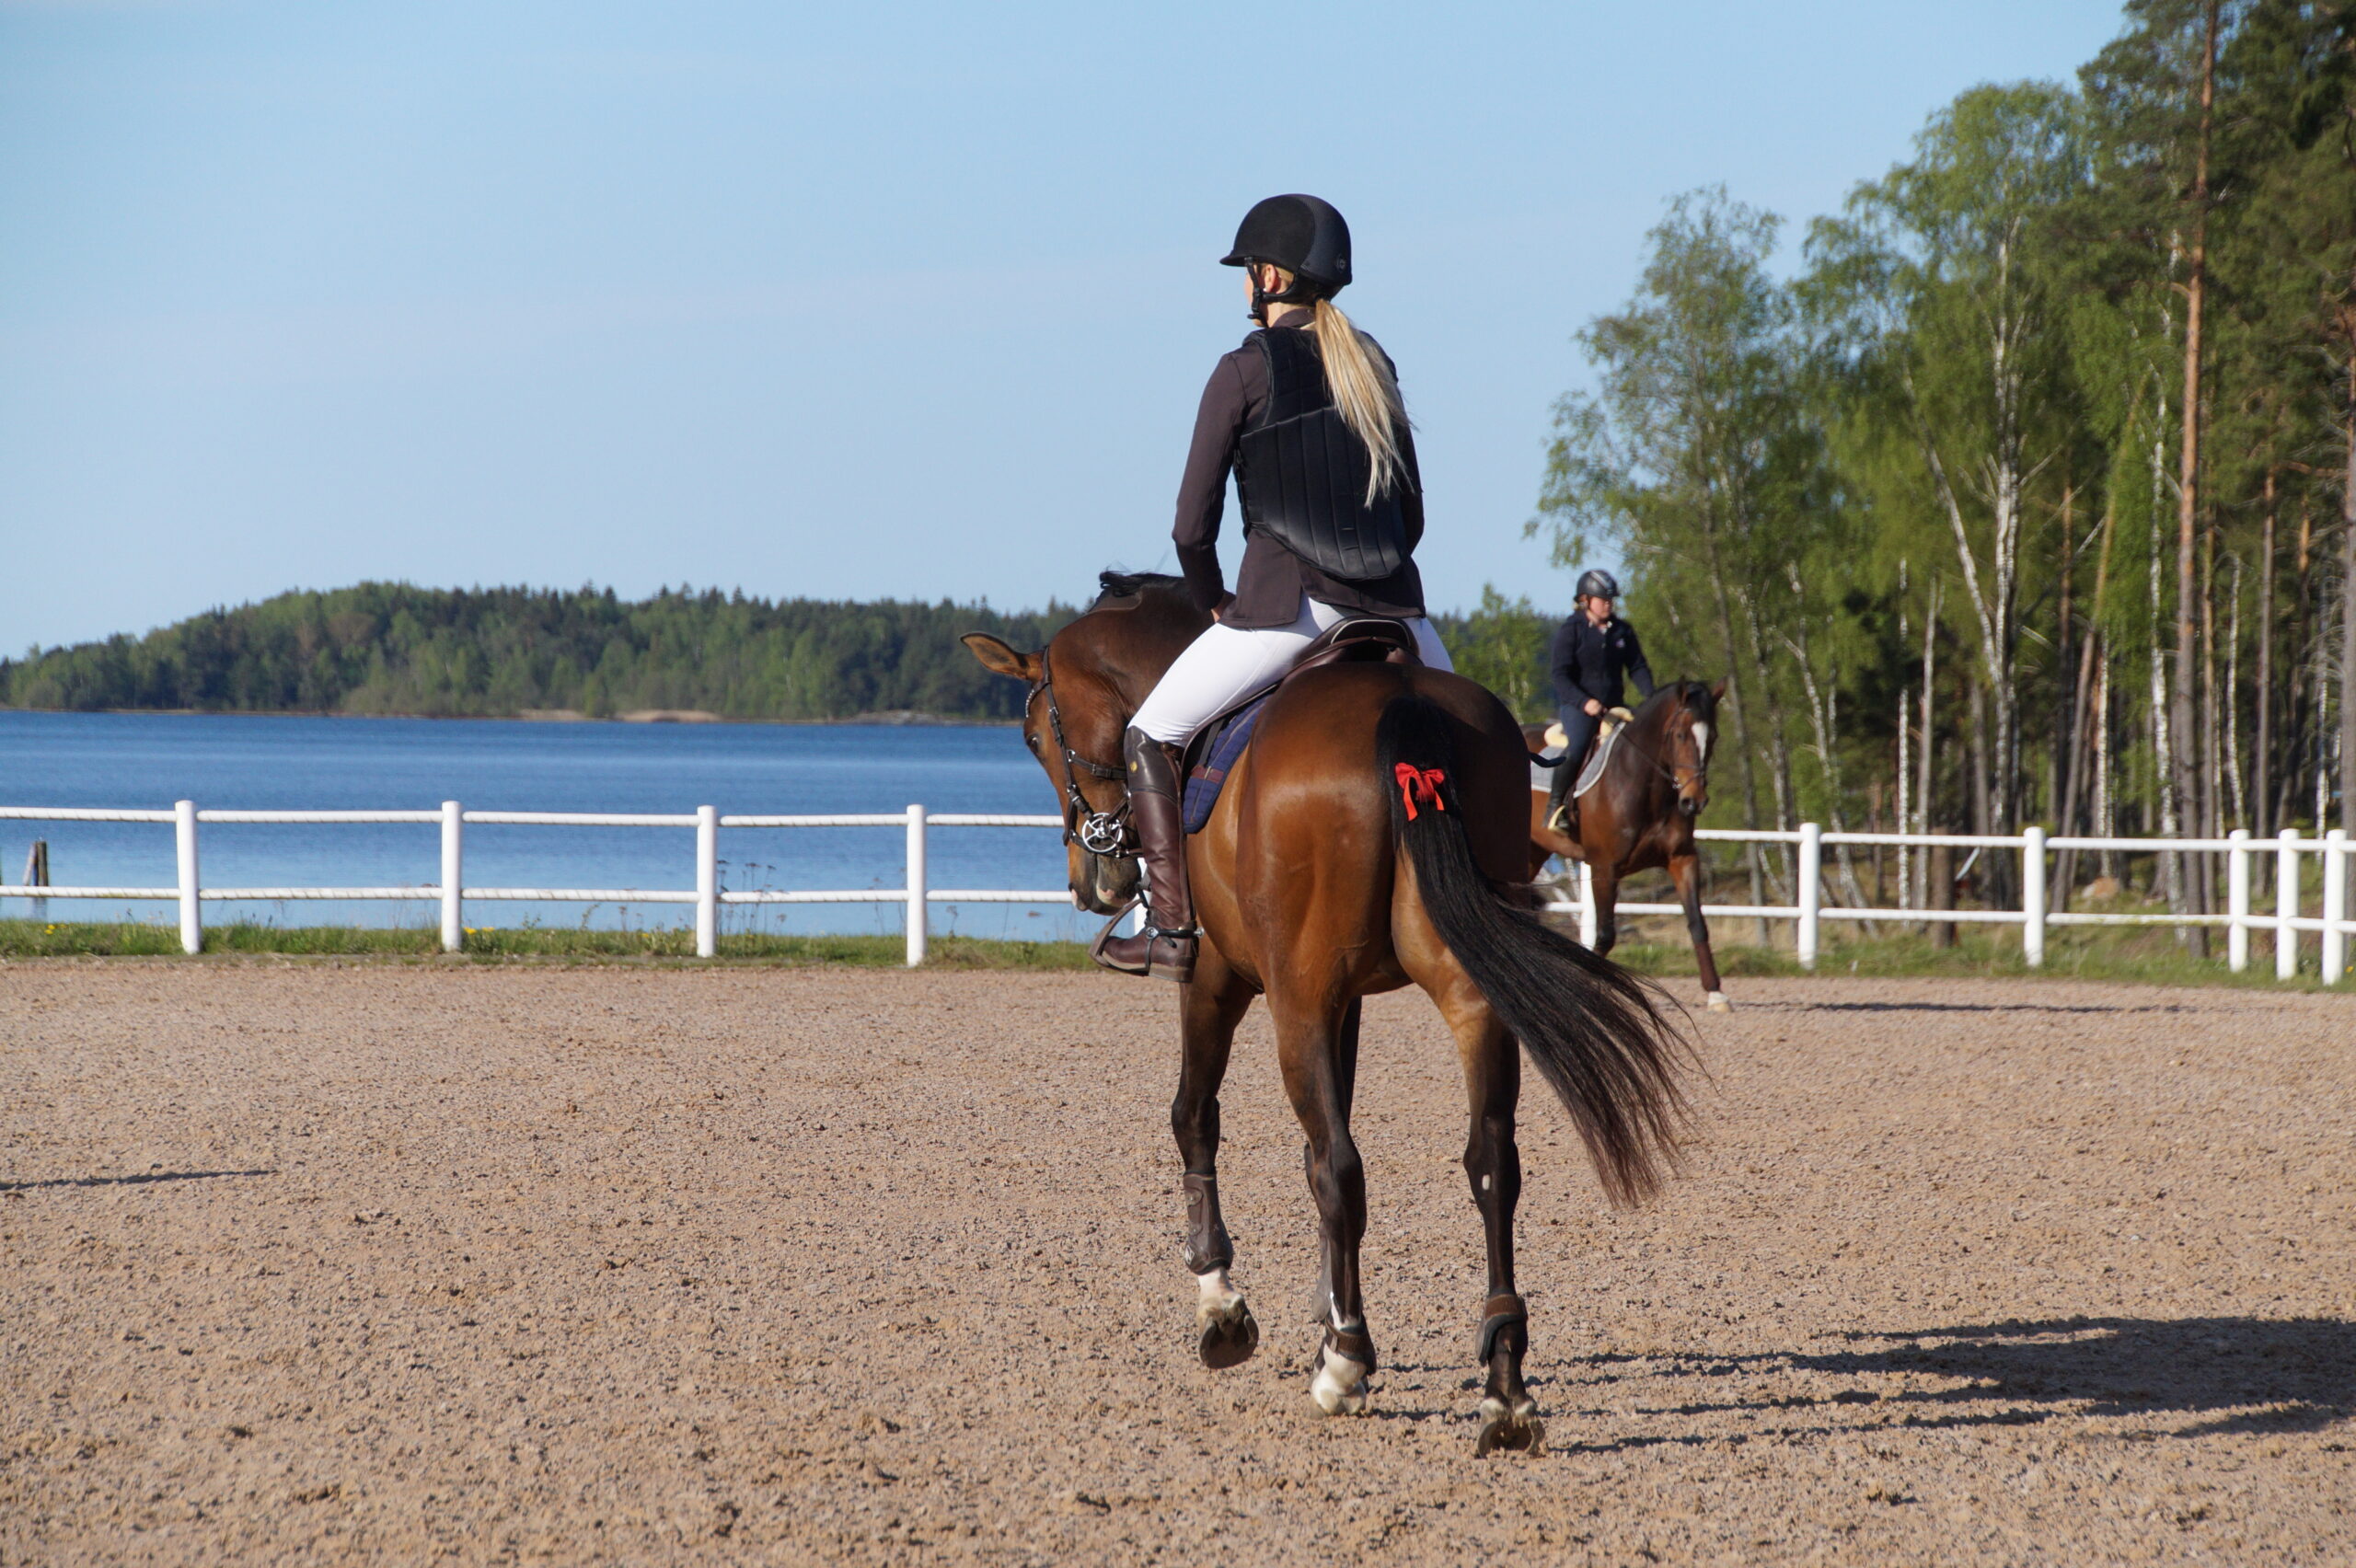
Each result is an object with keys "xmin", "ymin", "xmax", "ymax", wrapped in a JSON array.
[
  {"xmin": 2, "ymin": 804, "xmax": 2350, "ymax": 982},
  {"xmin": 1542, "ymin": 822, "xmax": 2352, "ymax": 986},
  {"xmin": 0, "ymin": 801, "xmax": 1072, "ymax": 965}
]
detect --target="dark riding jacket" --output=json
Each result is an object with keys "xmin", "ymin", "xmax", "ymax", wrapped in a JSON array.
[
  {"xmin": 1172, "ymin": 306, "xmax": 1426, "ymax": 630},
  {"xmin": 1551, "ymin": 614, "xmax": 1656, "ymax": 711}
]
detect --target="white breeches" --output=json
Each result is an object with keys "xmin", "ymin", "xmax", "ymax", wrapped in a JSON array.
[{"xmin": 1130, "ymin": 594, "xmax": 1455, "ymax": 744}]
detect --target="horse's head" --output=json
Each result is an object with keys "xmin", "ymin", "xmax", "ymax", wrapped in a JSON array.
[
  {"xmin": 962, "ymin": 572, "xmax": 1209, "ymax": 916},
  {"xmin": 1659, "ymin": 679, "xmax": 1727, "ymax": 818}
]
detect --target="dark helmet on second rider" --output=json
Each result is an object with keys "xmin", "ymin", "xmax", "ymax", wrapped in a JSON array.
[
  {"xmin": 1576, "ymin": 569, "xmax": 1623, "ymax": 603},
  {"xmin": 1222, "ymin": 194, "xmax": 1351, "ymax": 315}
]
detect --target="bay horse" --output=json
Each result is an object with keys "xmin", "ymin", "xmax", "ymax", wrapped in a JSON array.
[
  {"xmin": 1525, "ymin": 680, "xmax": 1732, "ymax": 1012},
  {"xmin": 964, "ymin": 573, "xmax": 1689, "ymax": 1454}
]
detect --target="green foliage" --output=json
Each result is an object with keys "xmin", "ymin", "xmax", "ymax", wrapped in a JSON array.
[
  {"xmin": 1435, "ymin": 586, "xmax": 1556, "ymax": 721},
  {"xmin": 0, "ymin": 583, "xmax": 1079, "ymax": 721},
  {"xmin": 1535, "ymin": 0, "xmax": 2356, "ymax": 871}
]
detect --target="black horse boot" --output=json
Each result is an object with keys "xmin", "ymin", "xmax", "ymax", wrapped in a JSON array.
[{"xmin": 1091, "ymin": 728, "xmax": 1197, "ymax": 983}]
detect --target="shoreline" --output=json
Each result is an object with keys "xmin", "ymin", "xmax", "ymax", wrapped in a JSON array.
[{"xmin": 0, "ymin": 706, "xmax": 1018, "ymax": 728}]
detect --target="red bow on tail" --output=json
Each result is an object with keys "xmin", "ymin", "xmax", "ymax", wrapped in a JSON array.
[{"xmin": 1393, "ymin": 764, "xmax": 1449, "ymax": 822}]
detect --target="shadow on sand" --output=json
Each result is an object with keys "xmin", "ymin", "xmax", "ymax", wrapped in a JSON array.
[
  {"xmin": 1542, "ymin": 1316, "xmax": 2356, "ymax": 1453},
  {"xmin": 1753, "ymin": 1000, "xmax": 2206, "ymax": 1016},
  {"xmin": 1, "ymin": 1168, "xmax": 276, "ymax": 1193}
]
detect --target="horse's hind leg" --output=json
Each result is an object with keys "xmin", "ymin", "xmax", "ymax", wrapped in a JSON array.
[
  {"xmin": 1271, "ymin": 991, "xmax": 1376, "ymax": 1414},
  {"xmin": 1450, "ymin": 990, "xmax": 1545, "ymax": 1455},
  {"xmin": 1670, "ymin": 848, "xmax": 1729, "ymax": 1011},
  {"xmin": 1175, "ymin": 946, "xmax": 1260, "ymax": 1368}
]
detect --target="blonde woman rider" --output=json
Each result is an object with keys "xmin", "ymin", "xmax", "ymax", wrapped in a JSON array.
[{"xmin": 1096, "ymin": 193, "xmax": 1454, "ymax": 982}]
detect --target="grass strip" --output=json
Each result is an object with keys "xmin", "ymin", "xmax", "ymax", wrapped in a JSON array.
[
  {"xmin": 0, "ymin": 917, "xmax": 2338, "ymax": 988},
  {"xmin": 0, "ymin": 918, "xmax": 1092, "ymax": 969},
  {"xmin": 1600, "ymin": 928, "xmax": 2339, "ymax": 992}
]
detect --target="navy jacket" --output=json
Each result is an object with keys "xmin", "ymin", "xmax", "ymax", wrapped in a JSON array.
[{"xmin": 1550, "ymin": 615, "xmax": 1656, "ymax": 709}]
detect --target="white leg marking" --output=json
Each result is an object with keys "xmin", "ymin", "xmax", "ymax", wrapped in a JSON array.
[
  {"xmin": 1705, "ymin": 990, "xmax": 1732, "ymax": 1013},
  {"xmin": 1310, "ymin": 1346, "xmax": 1371, "ymax": 1415},
  {"xmin": 1195, "ymin": 1268, "xmax": 1243, "ymax": 1322}
]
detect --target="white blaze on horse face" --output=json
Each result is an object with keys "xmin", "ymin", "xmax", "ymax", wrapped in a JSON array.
[{"xmin": 1691, "ymin": 721, "xmax": 1712, "ymax": 759}]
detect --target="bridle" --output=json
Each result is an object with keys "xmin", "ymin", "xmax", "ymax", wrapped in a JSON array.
[
  {"xmin": 1617, "ymin": 692, "xmax": 1712, "ymax": 800},
  {"xmin": 1025, "ymin": 646, "xmax": 1135, "ymax": 858}
]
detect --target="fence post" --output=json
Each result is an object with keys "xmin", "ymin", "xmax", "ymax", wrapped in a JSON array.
[
  {"xmin": 440, "ymin": 801, "xmax": 464, "ymax": 953},
  {"xmin": 2226, "ymin": 828, "xmax": 2250, "ymax": 974},
  {"xmin": 695, "ymin": 805, "xmax": 719, "ymax": 959},
  {"xmin": 1926, "ymin": 831, "xmax": 1957, "ymax": 949},
  {"xmin": 2277, "ymin": 827, "xmax": 2301, "ymax": 980},
  {"xmin": 905, "ymin": 803, "xmax": 928, "ymax": 967},
  {"xmin": 2325, "ymin": 829, "xmax": 2349, "ymax": 986},
  {"xmin": 1796, "ymin": 821, "xmax": 1822, "ymax": 970},
  {"xmin": 175, "ymin": 799, "xmax": 201, "ymax": 955},
  {"xmin": 24, "ymin": 840, "xmax": 48, "ymax": 924},
  {"xmin": 2021, "ymin": 826, "xmax": 2047, "ymax": 968},
  {"xmin": 1576, "ymin": 859, "xmax": 1598, "ymax": 949}
]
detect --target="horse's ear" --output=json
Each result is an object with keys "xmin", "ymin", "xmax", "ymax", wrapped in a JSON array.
[
  {"xmin": 962, "ymin": 632, "xmax": 1041, "ymax": 683},
  {"xmin": 1709, "ymin": 678, "xmax": 1729, "ymax": 701}
]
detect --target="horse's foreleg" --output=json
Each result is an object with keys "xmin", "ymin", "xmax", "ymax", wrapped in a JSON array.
[
  {"xmin": 1273, "ymin": 994, "xmax": 1374, "ymax": 1415},
  {"xmin": 1670, "ymin": 850, "xmax": 1729, "ymax": 1011},
  {"xmin": 1175, "ymin": 948, "xmax": 1260, "ymax": 1368},
  {"xmin": 1588, "ymin": 860, "xmax": 1623, "ymax": 958}
]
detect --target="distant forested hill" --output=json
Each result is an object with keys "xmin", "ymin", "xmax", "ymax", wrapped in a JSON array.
[{"xmin": 0, "ymin": 583, "xmax": 1082, "ymax": 721}]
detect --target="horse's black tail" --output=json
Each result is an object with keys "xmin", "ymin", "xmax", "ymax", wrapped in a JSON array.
[{"xmin": 1377, "ymin": 692, "xmax": 1692, "ymax": 1206}]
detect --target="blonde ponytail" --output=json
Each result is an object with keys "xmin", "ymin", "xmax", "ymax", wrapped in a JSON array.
[
  {"xmin": 1309, "ymin": 296, "xmax": 1408, "ymax": 505},
  {"xmin": 1258, "ymin": 265, "xmax": 1408, "ymax": 504}
]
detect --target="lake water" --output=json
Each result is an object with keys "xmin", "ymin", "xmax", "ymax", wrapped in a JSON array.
[{"xmin": 0, "ymin": 711, "xmax": 1097, "ymax": 940}]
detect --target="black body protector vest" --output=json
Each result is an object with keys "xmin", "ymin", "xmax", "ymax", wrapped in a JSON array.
[{"xmin": 1232, "ymin": 328, "xmax": 1410, "ymax": 582}]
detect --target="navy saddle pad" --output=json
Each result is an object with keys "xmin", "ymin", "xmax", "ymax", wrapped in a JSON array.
[{"xmin": 1181, "ymin": 694, "xmax": 1270, "ymax": 834}]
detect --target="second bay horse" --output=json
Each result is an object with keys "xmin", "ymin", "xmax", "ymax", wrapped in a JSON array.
[
  {"xmin": 965, "ymin": 573, "xmax": 1689, "ymax": 1454},
  {"xmin": 1527, "ymin": 680, "xmax": 1733, "ymax": 1012}
]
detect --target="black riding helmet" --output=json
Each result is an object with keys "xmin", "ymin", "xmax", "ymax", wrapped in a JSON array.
[
  {"xmin": 1222, "ymin": 194, "xmax": 1351, "ymax": 320},
  {"xmin": 1576, "ymin": 569, "xmax": 1623, "ymax": 602}
]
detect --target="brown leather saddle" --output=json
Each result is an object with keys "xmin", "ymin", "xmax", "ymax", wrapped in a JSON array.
[{"xmin": 1180, "ymin": 617, "xmax": 1422, "ymax": 833}]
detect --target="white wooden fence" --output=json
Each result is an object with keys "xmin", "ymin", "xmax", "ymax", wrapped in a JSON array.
[
  {"xmin": 2, "ymin": 805, "xmax": 2350, "ymax": 982},
  {"xmin": 1546, "ymin": 824, "xmax": 2353, "ymax": 985},
  {"xmin": 0, "ymin": 802, "xmax": 1067, "ymax": 965}
]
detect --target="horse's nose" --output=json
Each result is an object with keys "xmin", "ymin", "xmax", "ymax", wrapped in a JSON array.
[{"xmin": 1680, "ymin": 794, "xmax": 1704, "ymax": 817}]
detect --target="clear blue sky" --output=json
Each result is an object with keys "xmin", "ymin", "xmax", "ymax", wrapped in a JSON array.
[{"xmin": 2, "ymin": 0, "xmax": 2128, "ymax": 652}]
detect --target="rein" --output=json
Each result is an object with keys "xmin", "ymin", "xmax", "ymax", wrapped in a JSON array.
[
  {"xmin": 1613, "ymin": 698, "xmax": 1709, "ymax": 796},
  {"xmin": 1026, "ymin": 646, "xmax": 1134, "ymax": 857}
]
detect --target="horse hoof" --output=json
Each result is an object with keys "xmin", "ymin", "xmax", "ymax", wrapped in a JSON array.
[
  {"xmin": 1196, "ymin": 1297, "xmax": 1260, "ymax": 1370},
  {"xmin": 1704, "ymin": 990, "xmax": 1732, "ymax": 1013},
  {"xmin": 1475, "ymin": 1395, "xmax": 1546, "ymax": 1456},
  {"xmin": 1309, "ymin": 1346, "xmax": 1371, "ymax": 1415}
]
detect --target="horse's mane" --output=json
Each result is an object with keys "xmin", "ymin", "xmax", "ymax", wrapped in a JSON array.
[{"xmin": 1091, "ymin": 571, "xmax": 1192, "ymax": 612}]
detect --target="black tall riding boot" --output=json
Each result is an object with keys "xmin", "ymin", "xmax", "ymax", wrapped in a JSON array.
[
  {"xmin": 1545, "ymin": 755, "xmax": 1576, "ymax": 836},
  {"xmin": 1547, "ymin": 706, "xmax": 1598, "ymax": 836},
  {"xmin": 1091, "ymin": 729, "xmax": 1197, "ymax": 984}
]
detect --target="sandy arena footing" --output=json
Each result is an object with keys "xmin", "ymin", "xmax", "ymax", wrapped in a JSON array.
[{"xmin": 2, "ymin": 963, "xmax": 2350, "ymax": 1564}]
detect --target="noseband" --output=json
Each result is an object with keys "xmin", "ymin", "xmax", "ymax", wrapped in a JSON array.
[{"xmin": 1026, "ymin": 647, "xmax": 1135, "ymax": 858}]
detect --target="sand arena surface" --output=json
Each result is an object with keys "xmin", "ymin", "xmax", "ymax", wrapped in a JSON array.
[{"xmin": 0, "ymin": 963, "xmax": 2350, "ymax": 1565}]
